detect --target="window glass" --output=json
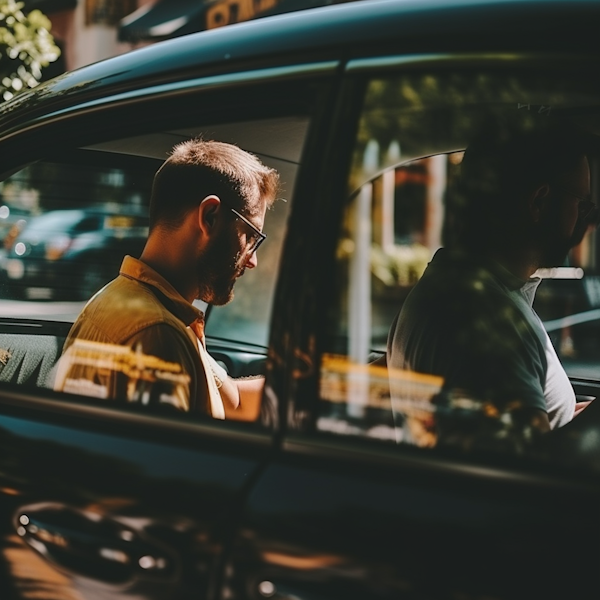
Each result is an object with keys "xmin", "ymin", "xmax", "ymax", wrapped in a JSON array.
[
  {"xmin": 202, "ymin": 117, "xmax": 308, "ymax": 347},
  {"xmin": 320, "ymin": 66, "xmax": 600, "ymax": 457},
  {"xmin": 0, "ymin": 160, "xmax": 153, "ymax": 307},
  {"xmin": 0, "ymin": 115, "xmax": 308, "ymax": 427},
  {"xmin": 204, "ymin": 156, "xmax": 299, "ymax": 347}
]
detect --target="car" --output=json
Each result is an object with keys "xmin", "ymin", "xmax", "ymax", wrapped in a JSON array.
[
  {"xmin": 0, "ymin": 205, "xmax": 29, "ymax": 250},
  {"xmin": 1, "ymin": 207, "xmax": 149, "ymax": 300},
  {"xmin": 1, "ymin": 1, "xmax": 600, "ymax": 599}
]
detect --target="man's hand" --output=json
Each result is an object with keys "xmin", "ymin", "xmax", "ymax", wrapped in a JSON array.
[
  {"xmin": 220, "ymin": 375, "xmax": 264, "ymax": 421},
  {"xmin": 574, "ymin": 400, "xmax": 593, "ymax": 417}
]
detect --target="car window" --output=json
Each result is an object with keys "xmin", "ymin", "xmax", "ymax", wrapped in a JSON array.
[
  {"xmin": 319, "ymin": 63, "xmax": 600, "ymax": 459},
  {"xmin": 72, "ymin": 215, "xmax": 101, "ymax": 233},
  {"xmin": 0, "ymin": 112, "xmax": 311, "ymax": 427}
]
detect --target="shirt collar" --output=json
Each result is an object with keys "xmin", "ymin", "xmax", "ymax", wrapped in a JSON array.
[
  {"xmin": 433, "ymin": 247, "xmax": 535, "ymax": 291},
  {"xmin": 119, "ymin": 255, "xmax": 204, "ymax": 327},
  {"xmin": 485, "ymin": 256, "xmax": 531, "ymax": 291}
]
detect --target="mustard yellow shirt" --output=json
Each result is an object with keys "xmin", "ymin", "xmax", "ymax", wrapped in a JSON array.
[{"xmin": 55, "ymin": 256, "xmax": 224, "ymax": 417}]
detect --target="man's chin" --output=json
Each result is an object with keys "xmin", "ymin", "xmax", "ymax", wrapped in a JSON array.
[
  {"xmin": 570, "ymin": 226, "xmax": 593, "ymax": 250},
  {"xmin": 539, "ymin": 238, "xmax": 577, "ymax": 269},
  {"xmin": 211, "ymin": 292, "xmax": 234, "ymax": 307},
  {"xmin": 208, "ymin": 282, "xmax": 236, "ymax": 306},
  {"xmin": 196, "ymin": 284, "xmax": 235, "ymax": 307},
  {"xmin": 540, "ymin": 256, "xmax": 569, "ymax": 270}
]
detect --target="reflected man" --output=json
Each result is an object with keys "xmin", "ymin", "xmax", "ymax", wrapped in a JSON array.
[
  {"xmin": 387, "ymin": 125, "xmax": 599, "ymax": 433},
  {"xmin": 55, "ymin": 139, "xmax": 279, "ymax": 420}
]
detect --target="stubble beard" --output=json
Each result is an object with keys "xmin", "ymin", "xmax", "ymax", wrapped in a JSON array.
[
  {"xmin": 539, "ymin": 221, "xmax": 589, "ymax": 269},
  {"xmin": 196, "ymin": 233, "xmax": 244, "ymax": 306}
]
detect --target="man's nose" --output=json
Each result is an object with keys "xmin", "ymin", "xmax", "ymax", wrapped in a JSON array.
[{"xmin": 246, "ymin": 250, "xmax": 258, "ymax": 269}]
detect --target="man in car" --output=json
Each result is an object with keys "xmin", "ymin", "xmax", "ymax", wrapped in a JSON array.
[
  {"xmin": 387, "ymin": 123, "xmax": 599, "ymax": 434},
  {"xmin": 55, "ymin": 139, "xmax": 279, "ymax": 421}
]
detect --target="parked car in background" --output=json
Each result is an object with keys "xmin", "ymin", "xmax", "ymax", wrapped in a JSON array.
[
  {"xmin": 0, "ymin": 1, "xmax": 600, "ymax": 599},
  {"xmin": 1, "ymin": 207, "xmax": 148, "ymax": 300},
  {"xmin": 0, "ymin": 205, "xmax": 29, "ymax": 249}
]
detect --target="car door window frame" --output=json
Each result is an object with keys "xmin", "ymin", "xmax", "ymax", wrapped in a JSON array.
[
  {"xmin": 281, "ymin": 52, "xmax": 600, "ymax": 483},
  {"xmin": 0, "ymin": 66, "xmax": 338, "ymax": 443}
]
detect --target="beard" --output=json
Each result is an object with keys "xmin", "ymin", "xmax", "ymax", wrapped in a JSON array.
[
  {"xmin": 539, "ymin": 238, "xmax": 573, "ymax": 268},
  {"xmin": 538, "ymin": 218, "xmax": 590, "ymax": 268},
  {"xmin": 196, "ymin": 233, "xmax": 245, "ymax": 306}
]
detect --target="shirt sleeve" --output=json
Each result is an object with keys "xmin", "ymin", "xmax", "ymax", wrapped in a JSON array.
[{"xmin": 205, "ymin": 351, "xmax": 228, "ymax": 387}]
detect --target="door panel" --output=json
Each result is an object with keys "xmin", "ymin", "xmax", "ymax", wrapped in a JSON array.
[
  {"xmin": 0, "ymin": 66, "xmax": 335, "ymax": 597},
  {"xmin": 226, "ymin": 438, "xmax": 600, "ymax": 600},
  {"xmin": 245, "ymin": 59, "xmax": 600, "ymax": 600},
  {"xmin": 0, "ymin": 400, "xmax": 269, "ymax": 599}
]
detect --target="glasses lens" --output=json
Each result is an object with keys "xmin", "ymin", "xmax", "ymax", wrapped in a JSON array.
[
  {"xmin": 248, "ymin": 233, "xmax": 264, "ymax": 254},
  {"xmin": 229, "ymin": 208, "xmax": 265, "ymax": 253},
  {"xmin": 581, "ymin": 200, "xmax": 600, "ymax": 227}
]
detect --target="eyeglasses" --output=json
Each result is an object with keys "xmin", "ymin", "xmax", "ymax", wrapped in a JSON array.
[
  {"xmin": 555, "ymin": 187, "xmax": 592, "ymax": 204},
  {"xmin": 555, "ymin": 187, "xmax": 599, "ymax": 225},
  {"xmin": 230, "ymin": 207, "xmax": 267, "ymax": 254}
]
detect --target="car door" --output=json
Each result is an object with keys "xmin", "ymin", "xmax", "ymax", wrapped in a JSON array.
[
  {"xmin": 223, "ymin": 55, "xmax": 600, "ymax": 600},
  {"xmin": 0, "ymin": 62, "xmax": 337, "ymax": 599}
]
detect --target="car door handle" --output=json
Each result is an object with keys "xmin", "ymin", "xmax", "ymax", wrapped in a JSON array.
[{"xmin": 14, "ymin": 502, "xmax": 176, "ymax": 585}]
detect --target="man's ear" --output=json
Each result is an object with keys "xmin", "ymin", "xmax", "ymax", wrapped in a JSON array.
[
  {"xmin": 197, "ymin": 195, "xmax": 221, "ymax": 236},
  {"xmin": 529, "ymin": 184, "xmax": 550, "ymax": 223}
]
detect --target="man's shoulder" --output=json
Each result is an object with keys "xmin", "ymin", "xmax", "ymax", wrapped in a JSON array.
[
  {"xmin": 71, "ymin": 274, "xmax": 189, "ymax": 345},
  {"xmin": 418, "ymin": 250, "xmax": 510, "ymax": 298},
  {"xmin": 400, "ymin": 251, "xmax": 525, "ymax": 337}
]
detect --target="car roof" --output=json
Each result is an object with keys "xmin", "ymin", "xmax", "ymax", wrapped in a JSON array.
[{"xmin": 0, "ymin": 0, "xmax": 599, "ymax": 133}]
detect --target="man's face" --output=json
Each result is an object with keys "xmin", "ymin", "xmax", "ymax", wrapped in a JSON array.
[
  {"xmin": 196, "ymin": 197, "xmax": 267, "ymax": 306},
  {"xmin": 539, "ymin": 156, "xmax": 597, "ymax": 267}
]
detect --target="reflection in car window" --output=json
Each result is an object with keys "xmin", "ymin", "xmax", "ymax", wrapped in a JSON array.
[{"xmin": 320, "ymin": 66, "xmax": 600, "ymax": 456}]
